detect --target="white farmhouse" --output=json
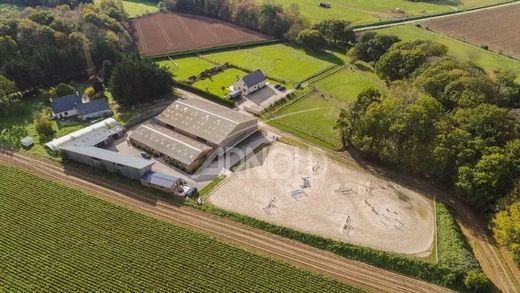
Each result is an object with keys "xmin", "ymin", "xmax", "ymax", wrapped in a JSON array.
[{"xmin": 233, "ymin": 70, "xmax": 267, "ymax": 95}]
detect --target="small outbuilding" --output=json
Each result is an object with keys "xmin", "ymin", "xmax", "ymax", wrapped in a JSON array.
[
  {"xmin": 140, "ymin": 171, "xmax": 182, "ymax": 193},
  {"xmin": 233, "ymin": 70, "xmax": 267, "ymax": 95},
  {"xmin": 50, "ymin": 94, "xmax": 82, "ymax": 119},
  {"xmin": 20, "ymin": 136, "xmax": 33, "ymax": 148},
  {"xmin": 77, "ymin": 99, "xmax": 112, "ymax": 120}
]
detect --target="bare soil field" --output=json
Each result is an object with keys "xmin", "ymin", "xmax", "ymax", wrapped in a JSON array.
[
  {"xmin": 209, "ymin": 143, "xmax": 435, "ymax": 256},
  {"xmin": 423, "ymin": 4, "xmax": 520, "ymax": 59},
  {"xmin": 129, "ymin": 12, "xmax": 272, "ymax": 56}
]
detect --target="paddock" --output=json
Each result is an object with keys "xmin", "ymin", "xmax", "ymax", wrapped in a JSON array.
[{"xmin": 209, "ymin": 142, "xmax": 435, "ymax": 255}]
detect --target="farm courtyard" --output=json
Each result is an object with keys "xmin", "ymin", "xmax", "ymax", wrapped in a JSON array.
[{"xmin": 209, "ymin": 143, "xmax": 435, "ymax": 256}]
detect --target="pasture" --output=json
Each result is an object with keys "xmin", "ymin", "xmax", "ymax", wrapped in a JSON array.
[
  {"xmin": 129, "ymin": 12, "xmax": 272, "ymax": 56},
  {"xmin": 122, "ymin": 0, "xmax": 158, "ymax": 18},
  {"xmin": 209, "ymin": 142, "xmax": 436, "ymax": 256},
  {"xmin": 422, "ymin": 3, "xmax": 520, "ymax": 59},
  {"xmin": 0, "ymin": 163, "xmax": 360, "ymax": 292},
  {"xmin": 264, "ymin": 0, "xmax": 507, "ymax": 24},
  {"xmin": 376, "ymin": 25, "xmax": 520, "ymax": 81},
  {"xmin": 192, "ymin": 68, "xmax": 248, "ymax": 96},
  {"xmin": 199, "ymin": 43, "xmax": 346, "ymax": 84},
  {"xmin": 263, "ymin": 66, "xmax": 385, "ymax": 149}
]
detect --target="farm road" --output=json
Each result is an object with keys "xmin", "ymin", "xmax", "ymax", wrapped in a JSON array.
[
  {"xmin": 353, "ymin": 0, "xmax": 520, "ymax": 32},
  {"xmin": 0, "ymin": 147, "xmax": 451, "ymax": 293}
]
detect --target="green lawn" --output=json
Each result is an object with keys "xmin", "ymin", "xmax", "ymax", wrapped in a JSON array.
[
  {"xmin": 122, "ymin": 0, "xmax": 158, "ymax": 18},
  {"xmin": 313, "ymin": 64, "xmax": 386, "ymax": 102},
  {"xmin": 158, "ymin": 56, "xmax": 215, "ymax": 81},
  {"xmin": 0, "ymin": 96, "xmax": 89, "ymax": 159},
  {"xmin": 200, "ymin": 43, "xmax": 347, "ymax": 85},
  {"xmin": 376, "ymin": 25, "xmax": 520, "ymax": 81},
  {"xmin": 264, "ymin": 0, "xmax": 507, "ymax": 24},
  {"xmin": 0, "ymin": 163, "xmax": 361, "ymax": 292},
  {"xmin": 263, "ymin": 66, "xmax": 385, "ymax": 149},
  {"xmin": 193, "ymin": 68, "xmax": 247, "ymax": 97}
]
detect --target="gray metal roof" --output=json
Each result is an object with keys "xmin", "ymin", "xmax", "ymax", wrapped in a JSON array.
[
  {"xmin": 242, "ymin": 70, "xmax": 266, "ymax": 87},
  {"xmin": 60, "ymin": 146, "xmax": 154, "ymax": 170},
  {"xmin": 157, "ymin": 98, "xmax": 257, "ymax": 145},
  {"xmin": 140, "ymin": 171, "xmax": 180, "ymax": 189},
  {"xmin": 130, "ymin": 122, "xmax": 213, "ymax": 166}
]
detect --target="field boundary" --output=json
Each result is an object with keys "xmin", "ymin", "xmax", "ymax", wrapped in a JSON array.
[
  {"xmin": 353, "ymin": 0, "xmax": 520, "ymax": 31},
  {"xmin": 149, "ymin": 39, "xmax": 282, "ymax": 59}
]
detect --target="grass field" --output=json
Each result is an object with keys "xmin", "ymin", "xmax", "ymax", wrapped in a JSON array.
[
  {"xmin": 199, "ymin": 43, "xmax": 347, "ymax": 84},
  {"xmin": 158, "ymin": 56, "xmax": 215, "ymax": 81},
  {"xmin": 0, "ymin": 163, "xmax": 360, "ymax": 292},
  {"xmin": 265, "ymin": 0, "xmax": 507, "ymax": 24},
  {"xmin": 376, "ymin": 25, "xmax": 520, "ymax": 81},
  {"xmin": 263, "ymin": 66, "xmax": 385, "ymax": 149},
  {"xmin": 192, "ymin": 68, "xmax": 248, "ymax": 96},
  {"xmin": 122, "ymin": 0, "xmax": 158, "ymax": 18}
]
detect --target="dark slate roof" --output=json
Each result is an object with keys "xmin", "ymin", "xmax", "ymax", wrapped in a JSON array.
[
  {"xmin": 50, "ymin": 94, "xmax": 82, "ymax": 114},
  {"xmin": 77, "ymin": 99, "xmax": 111, "ymax": 116},
  {"xmin": 242, "ymin": 70, "xmax": 266, "ymax": 87},
  {"xmin": 60, "ymin": 146, "xmax": 154, "ymax": 169},
  {"xmin": 140, "ymin": 171, "xmax": 180, "ymax": 189}
]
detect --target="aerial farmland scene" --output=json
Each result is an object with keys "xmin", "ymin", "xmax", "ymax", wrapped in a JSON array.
[{"xmin": 0, "ymin": 0, "xmax": 519, "ymax": 292}]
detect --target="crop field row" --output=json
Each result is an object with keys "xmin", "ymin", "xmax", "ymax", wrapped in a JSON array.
[{"xmin": 0, "ymin": 163, "xmax": 360, "ymax": 292}]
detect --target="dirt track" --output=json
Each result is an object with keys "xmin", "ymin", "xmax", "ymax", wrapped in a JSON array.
[{"xmin": 0, "ymin": 147, "xmax": 450, "ymax": 293}]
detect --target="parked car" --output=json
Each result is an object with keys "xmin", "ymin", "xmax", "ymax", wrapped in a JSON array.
[
  {"xmin": 140, "ymin": 152, "xmax": 152, "ymax": 159},
  {"xmin": 174, "ymin": 184, "xmax": 198, "ymax": 197},
  {"xmin": 278, "ymin": 85, "xmax": 286, "ymax": 91},
  {"xmin": 274, "ymin": 84, "xmax": 281, "ymax": 90}
]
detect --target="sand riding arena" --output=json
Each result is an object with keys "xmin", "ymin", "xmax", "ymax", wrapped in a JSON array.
[
  {"xmin": 209, "ymin": 143, "xmax": 435, "ymax": 256},
  {"xmin": 129, "ymin": 12, "xmax": 273, "ymax": 56}
]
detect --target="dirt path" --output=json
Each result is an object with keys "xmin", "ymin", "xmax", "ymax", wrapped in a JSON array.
[{"xmin": 0, "ymin": 147, "xmax": 451, "ymax": 293}]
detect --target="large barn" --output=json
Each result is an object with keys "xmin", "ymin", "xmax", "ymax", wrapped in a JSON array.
[
  {"xmin": 129, "ymin": 98, "xmax": 258, "ymax": 173},
  {"xmin": 61, "ymin": 146, "xmax": 154, "ymax": 180}
]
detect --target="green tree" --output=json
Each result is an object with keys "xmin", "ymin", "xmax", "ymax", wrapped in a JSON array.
[
  {"xmin": 349, "ymin": 32, "xmax": 400, "ymax": 63},
  {"xmin": 313, "ymin": 19, "xmax": 355, "ymax": 48},
  {"xmin": 492, "ymin": 182, "xmax": 520, "ymax": 264},
  {"xmin": 49, "ymin": 83, "xmax": 76, "ymax": 98},
  {"xmin": 296, "ymin": 29, "xmax": 326, "ymax": 50},
  {"xmin": 109, "ymin": 54, "xmax": 173, "ymax": 106},
  {"xmin": 0, "ymin": 75, "xmax": 20, "ymax": 115},
  {"xmin": 258, "ymin": 4, "xmax": 290, "ymax": 38},
  {"xmin": 464, "ymin": 270, "xmax": 491, "ymax": 292},
  {"xmin": 34, "ymin": 112, "xmax": 55, "ymax": 138},
  {"xmin": 375, "ymin": 40, "xmax": 447, "ymax": 81}
]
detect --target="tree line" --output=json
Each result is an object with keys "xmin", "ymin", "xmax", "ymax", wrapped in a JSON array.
[
  {"xmin": 0, "ymin": 0, "xmax": 174, "ymax": 114},
  {"xmin": 337, "ymin": 32, "xmax": 520, "ymax": 264}
]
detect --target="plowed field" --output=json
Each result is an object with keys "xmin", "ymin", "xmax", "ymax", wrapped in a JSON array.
[
  {"xmin": 423, "ymin": 4, "xmax": 520, "ymax": 59},
  {"xmin": 129, "ymin": 12, "xmax": 272, "ymax": 56}
]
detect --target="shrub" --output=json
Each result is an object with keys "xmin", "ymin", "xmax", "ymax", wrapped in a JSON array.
[
  {"xmin": 464, "ymin": 270, "xmax": 491, "ymax": 292},
  {"xmin": 49, "ymin": 83, "xmax": 76, "ymax": 98},
  {"xmin": 34, "ymin": 112, "xmax": 54, "ymax": 138}
]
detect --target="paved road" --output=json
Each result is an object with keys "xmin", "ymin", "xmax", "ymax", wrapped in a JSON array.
[
  {"xmin": 0, "ymin": 147, "xmax": 452, "ymax": 293},
  {"xmin": 353, "ymin": 1, "xmax": 520, "ymax": 32}
]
